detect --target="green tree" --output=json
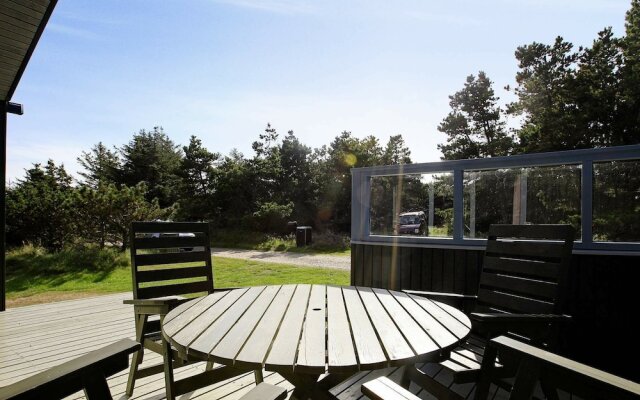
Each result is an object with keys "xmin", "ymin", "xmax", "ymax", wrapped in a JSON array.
[
  {"xmin": 619, "ymin": 0, "xmax": 640, "ymax": 143},
  {"xmin": 214, "ymin": 149, "xmax": 254, "ymax": 228},
  {"xmin": 317, "ymin": 132, "xmax": 384, "ymax": 231},
  {"xmin": 77, "ymin": 142, "xmax": 121, "ymax": 188},
  {"xmin": 250, "ymin": 124, "xmax": 283, "ymax": 206},
  {"xmin": 74, "ymin": 183, "xmax": 172, "ymax": 250},
  {"xmin": 279, "ymin": 131, "xmax": 317, "ymax": 225},
  {"xmin": 119, "ymin": 127, "xmax": 183, "ymax": 207},
  {"xmin": 508, "ymin": 38, "xmax": 582, "ymax": 152},
  {"xmin": 438, "ymin": 72, "xmax": 513, "ymax": 159},
  {"xmin": 573, "ymin": 28, "xmax": 624, "ymax": 147},
  {"xmin": 382, "ymin": 134, "xmax": 412, "ymax": 165},
  {"xmin": 251, "ymin": 201, "xmax": 294, "ymax": 233},
  {"xmin": 176, "ymin": 135, "xmax": 220, "ymax": 221},
  {"xmin": 6, "ymin": 161, "xmax": 75, "ymax": 250}
]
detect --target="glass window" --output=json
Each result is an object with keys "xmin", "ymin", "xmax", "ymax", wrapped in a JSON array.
[
  {"xmin": 593, "ymin": 160, "xmax": 640, "ymax": 242},
  {"xmin": 369, "ymin": 173, "xmax": 453, "ymax": 237},
  {"xmin": 464, "ymin": 165, "xmax": 581, "ymax": 238}
]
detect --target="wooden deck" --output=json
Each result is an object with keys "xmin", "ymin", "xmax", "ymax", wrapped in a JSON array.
[{"xmin": 0, "ymin": 293, "xmax": 508, "ymax": 400}]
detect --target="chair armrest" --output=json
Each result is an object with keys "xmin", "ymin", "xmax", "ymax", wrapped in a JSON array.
[
  {"xmin": 0, "ymin": 339, "xmax": 141, "ymax": 400},
  {"xmin": 470, "ymin": 313, "xmax": 571, "ymax": 338},
  {"xmin": 124, "ymin": 296, "xmax": 186, "ymax": 315},
  {"xmin": 403, "ymin": 290, "xmax": 477, "ymax": 312},
  {"xmin": 488, "ymin": 336, "xmax": 640, "ymax": 399},
  {"xmin": 123, "ymin": 296, "xmax": 184, "ymax": 306},
  {"xmin": 403, "ymin": 290, "xmax": 477, "ymax": 300},
  {"xmin": 470, "ymin": 313, "xmax": 571, "ymax": 324},
  {"xmin": 361, "ymin": 376, "xmax": 420, "ymax": 400}
]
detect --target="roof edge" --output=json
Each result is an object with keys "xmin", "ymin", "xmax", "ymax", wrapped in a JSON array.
[{"xmin": 4, "ymin": 0, "xmax": 59, "ymax": 102}]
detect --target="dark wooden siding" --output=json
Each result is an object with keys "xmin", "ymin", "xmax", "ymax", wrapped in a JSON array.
[
  {"xmin": 351, "ymin": 244, "xmax": 483, "ymax": 294},
  {"xmin": 351, "ymin": 243, "xmax": 640, "ymax": 382}
]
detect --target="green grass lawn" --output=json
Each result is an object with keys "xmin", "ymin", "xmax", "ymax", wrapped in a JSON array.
[
  {"xmin": 211, "ymin": 230, "xmax": 351, "ymax": 256},
  {"xmin": 5, "ymin": 245, "xmax": 350, "ymax": 307}
]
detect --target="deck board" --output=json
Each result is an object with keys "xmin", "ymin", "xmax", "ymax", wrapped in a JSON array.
[{"xmin": 0, "ymin": 293, "xmax": 496, "ymax": 399}]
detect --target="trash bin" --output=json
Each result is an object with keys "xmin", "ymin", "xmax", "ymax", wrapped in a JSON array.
[{"xmin": 296, "ymin": 226, "xmax": 312, "ymax": 247}]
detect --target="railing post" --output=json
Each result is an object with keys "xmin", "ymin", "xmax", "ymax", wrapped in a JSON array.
[
  {"xmin": 1, "ymin": 102, "xmax": 6, "ymax": 311},
  {"xmin": 581, "ymin": 160, "xmax": 593, "ymax": 245},
  {"xmin": 453, "ymin": 169, "xmax": 464, "ymax": 242},
  {"xmin": 351, "ymin": 170, "xmax": 361, "ymax": 241},
  {"xmin": 362, "ymin": 175, "xmax": 371, "ymax": 238},
  {"xmin": 351, "ymin": 170, "xmax": 371, "ymax": 242}
]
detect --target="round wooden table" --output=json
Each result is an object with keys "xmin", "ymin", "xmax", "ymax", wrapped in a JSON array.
[{"xmin": 163, "ymin": 284, "xmax": 471, "ymax": 399}]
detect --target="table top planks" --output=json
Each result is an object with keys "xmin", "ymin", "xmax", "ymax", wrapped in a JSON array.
[
  {"xmin": 163, "ymin": 285, "xmax": 471, "ymax": 375},
  {"xmin": 264, "ymin": 284, "xmax": 312, "ymax": 371},
  {"xmin": 234, "ymin": 285, "xmax": 297, "ymax": 369},
  {"xmin": 295, "ymin": 284, "xmax": 327, "ymax": 373},
  {"xmin": 327, "ymin": 285, "xmax": 358, "ymax": 373}
]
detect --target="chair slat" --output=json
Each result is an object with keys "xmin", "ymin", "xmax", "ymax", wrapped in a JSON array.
[
  {"xmin": 135, "ymin": 251, "xmax": 208, "ymax": 266},
  {"xmin": 477, "ymin": 288, "xmax": 555, "ymax": 314},
  {"xmin": 134, "ymin": 235, "xmax": 208, "ymax": 249},
  {"xmin": 132, "ymin": 221, "xmax": 209, "ymax": 233},
  {"xmin": 479, "ymin": 273, "xmax": 558, "ymax": 301},
  {"xmin": 138, "ymin": 280, "xmax": 212, "ymax": 299},
  {"xmin": 136, "ymin": 265, "xmax": 210, "ymax": 283},
  {"xmin": 488, "ymin": 224, "xmax": 573, "ymax": 241},
  {"xmin": 485, "ymin": 240, "xmax": 565, "ymax": 259},
  {"xmin": 483, "ymin": 256, "xmax": 561, "ymax": 280},
  {"xmin": 449, "ymin": 351, "xmax": 482, "ymax": 370}
]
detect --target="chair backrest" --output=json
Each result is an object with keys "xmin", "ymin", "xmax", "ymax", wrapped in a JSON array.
[
  {"xmin": 476, "ymin": 224, "xmax": 574, "ymax": 315},
  {"xmin": 130, "ymin": 221, "xmax": 214, "ymax": 300}
]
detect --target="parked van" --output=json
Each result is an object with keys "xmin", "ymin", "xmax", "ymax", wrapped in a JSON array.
[{"xmin": 396, "ymin": 211, "xmax": 428, "ymax": 235}]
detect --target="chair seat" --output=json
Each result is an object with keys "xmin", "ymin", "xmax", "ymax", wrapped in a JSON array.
[
  {"xmin": 437, "ymin": 335, "xmax": 502, "ymax": 384},
  {"xmin": 362, "ymin": 376, "xmax": 421, "ymax": 400}
]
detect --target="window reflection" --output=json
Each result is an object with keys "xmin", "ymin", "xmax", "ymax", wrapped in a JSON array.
[
  {"xmin": 369, "ymin": 173, "xmax": 453, "ymax": 237},
  {"xmin": 463, "ymin": 165, "xmax": 581, "ymax": 238},
  {"xmin": 593, "ymin": 160, "xmax": 640, "ymax": 242}
]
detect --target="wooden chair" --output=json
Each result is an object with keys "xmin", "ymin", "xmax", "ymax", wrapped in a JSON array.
[
  {"xmin": 361, "ymin": 335, "xmax": 640, "ymax": 400},
  {"xmin": 0, "ymin": 337, "xmax": 287, "ymax": 400},
  {"xmin": 401, "ymin": 224, "xmax": 575, "ymax": 400},
  {"xmin": 477, "ymin": 335, "xmax": 640, "ymax": 400},
  {"xmin": 124, "ymin": 221, "xmax": 259, "ymax": 400},
  {"xmin": 0, "ymin": 339, "xmax": 141, "ymax": 400}
]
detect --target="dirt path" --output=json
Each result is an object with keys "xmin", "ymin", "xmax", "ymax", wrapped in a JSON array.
[{"xmin": 212, "ymin": 248, "xmax": 350, "ymax": 270}]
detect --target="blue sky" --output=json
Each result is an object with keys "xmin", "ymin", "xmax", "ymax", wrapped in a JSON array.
[{"xmin": 6, "ymin": 0, "xmax": 631, "ymax": 181}]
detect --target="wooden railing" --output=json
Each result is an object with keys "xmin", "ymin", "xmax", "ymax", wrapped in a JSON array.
[{"xmin": 350, "ymin": 145, "xmax": 640, "ymax": 382}]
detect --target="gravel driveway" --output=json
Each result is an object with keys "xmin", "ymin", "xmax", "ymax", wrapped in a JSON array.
[{"xmin": 212, "ymin": 248, "xmax": 350, "ymax": 271}]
